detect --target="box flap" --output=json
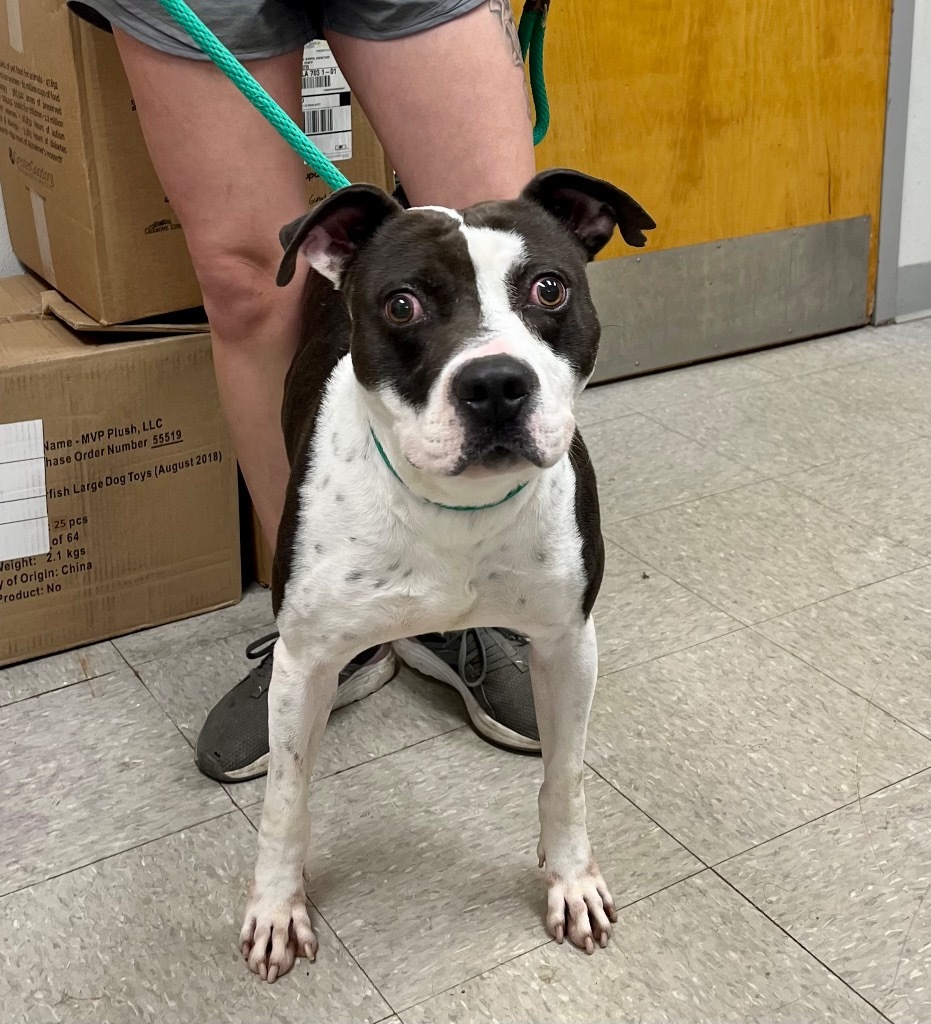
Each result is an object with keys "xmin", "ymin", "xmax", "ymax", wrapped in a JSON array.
[
  {"xmin": 41, "ymin": 290, "xmax": 209, "ymax": 334},
  {"xmin": 0, "ymin": 314, "xmax": 211, "ymax": 372}
]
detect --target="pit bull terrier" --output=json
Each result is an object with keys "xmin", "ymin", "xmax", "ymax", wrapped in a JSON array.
[{"xmin": 239, "ymin": 168, "xmax": 655, "ymax": 981}]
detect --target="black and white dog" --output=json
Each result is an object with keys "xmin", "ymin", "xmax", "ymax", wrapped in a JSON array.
[{"xmin": 240, "ymin": 169, "xmax": 654, "ymax": 981}]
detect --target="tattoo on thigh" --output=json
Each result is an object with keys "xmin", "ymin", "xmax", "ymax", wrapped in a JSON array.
[{"xmin": 488, "ymin": 0, "xmax": 523, "ymax": 68}]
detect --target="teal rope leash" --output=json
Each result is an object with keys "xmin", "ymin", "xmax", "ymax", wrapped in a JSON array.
[
  {"xmin": 154, "ymin": 0, "xmax": 550, "ymax": 190},
  {"xmin": 154, "ymin": 0, "xmax": 351, "ymax": 191},
  {"xmin": 518, "ymin": 1, "xmax": 551, "ymax": 146},
  {"xmin": 370, "ymin": 430, "xmax": 527, "ymax": 512}
]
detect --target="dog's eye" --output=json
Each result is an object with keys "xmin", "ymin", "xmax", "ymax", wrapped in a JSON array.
[
  {"xmin": 384, "ymin": 292, "xmax": 422, "ymax": 325},
  {"xmin": 529, "ymin": 275, "xmax": 568, "ymax": 310}
]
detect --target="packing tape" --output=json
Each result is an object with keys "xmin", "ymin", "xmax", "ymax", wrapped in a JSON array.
[
  {"xmin": 6, "ymin": 0, "xmax": 23, "ymax": 53},
  {"xmin": 29, "ymin": 188, "xmax": 56, "ymax": 286}
]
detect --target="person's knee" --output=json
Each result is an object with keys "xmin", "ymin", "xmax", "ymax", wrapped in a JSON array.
[{"xmin": 190, "ymin": 241, "xmax": 300, "ymax": 345}]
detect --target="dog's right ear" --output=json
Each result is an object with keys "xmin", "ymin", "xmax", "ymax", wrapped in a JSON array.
[{"xmin": 276, "ymin": 184, "xmax": 403, "ymax": 288}]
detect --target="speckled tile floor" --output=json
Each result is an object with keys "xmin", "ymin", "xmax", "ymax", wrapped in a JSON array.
[{"xmin": 2, "ymin": 321, "xmax": 930, "ymax": 1024}]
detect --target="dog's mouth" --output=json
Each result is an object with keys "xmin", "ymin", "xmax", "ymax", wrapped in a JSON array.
[{"xmin": 452, "ymin": 430, "xmax": 544, "ymax": 475}]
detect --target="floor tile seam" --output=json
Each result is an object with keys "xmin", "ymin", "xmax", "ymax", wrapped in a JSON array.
[
  {"xmin": 706, "ymin": 764, "xmax": 931, "ymax": 871},
  {"xmin": 709, "ymin": 867, "xmax": 898, "ymax": 1024},
  {"xmin": 303, "ymin": 893, "xmax": 397, "ymax": 1019},
  {"xmin": 746, "ymin": 625, "xmax": 931, "ymax": 745},
  {"xmin": 581, "ymin": 364, "xmax": 784, "ymax": 420},
  {"xmin": 589, "ymin": 756, "xmax": 931, "ymax": 875},
  {"xmin": 235, "ymin": 725, "xmax": 472, "ymax": 819},
  {"xmin": 0, "ymin": 807, "xmax": 240, "ymax": 901},
  {"xmin": 637, "ymin": 404, "xmax": 922, "ymax": 482},
  {"xmin": 599, "ymin": 470, "xmax": 780, "ymax": 531},
  {"xmin": 113, "ymin": 615, "xmax": 277, "ymax": 669},
  {"xmin": 388, "ymin": 867, "xmax": 709, "ymax": 1015},
  {"xmin": 594, "ymin": 620, "xmax": 751, "ymax": 683},
  {"xmin": 744, "ymin": 564, "xmax": 931, "ymax": 628},
  {"xmin": 0, "ymin": 650, "xmax": 124, "ymax": 710}
]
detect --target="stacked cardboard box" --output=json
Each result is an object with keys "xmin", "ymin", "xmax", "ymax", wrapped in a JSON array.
[{"xmin": 0, "ymin": 274, "xmax": 241, "ymax": 665}]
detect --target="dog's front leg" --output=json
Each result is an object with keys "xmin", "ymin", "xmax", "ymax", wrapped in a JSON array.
[
  {"xmin": 240, "ymin": 630, "xmax": 337, "ymax": 982},
  {"xmin": 530, "ymin": 616, "xmax": 617, "ymax": 953}
]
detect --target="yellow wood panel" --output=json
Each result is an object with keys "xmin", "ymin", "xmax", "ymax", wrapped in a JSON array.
[{"xmin": 525, "ymin": 0, "xmax": 891, "ymax": 302}]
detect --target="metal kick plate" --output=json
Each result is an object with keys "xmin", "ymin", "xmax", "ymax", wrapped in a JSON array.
[{"xmin": 587, "ymin": 217, "xmax": 871, "ymax": 384}]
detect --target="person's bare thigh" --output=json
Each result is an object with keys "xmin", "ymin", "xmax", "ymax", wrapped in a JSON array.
[
  {"xmin": 110, "ymin": 31, "xmax": 307, "ymax": 284},
  {"xmin": 326, "ymin": 2, "xmax": 536, "ymax": 207}
]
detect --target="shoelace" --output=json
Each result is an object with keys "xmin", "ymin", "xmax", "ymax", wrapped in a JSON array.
[
  {"xmin": 456, "ymin": 627, "xmax": 528, "ymax": 689},
  {"xmin": 458, "ymin": 628, "xmax": 487, "ymax": 687},
  {"xmin": 244, "ymin": 631, "xmax": 278, "ymax": 698},
  {"xmin": 245, "ymin": 631, "xmax": 279, "ymax": 661},
  {"xmin": 245, "ymin": 628, "xmax": 523, "ymax": 695}
]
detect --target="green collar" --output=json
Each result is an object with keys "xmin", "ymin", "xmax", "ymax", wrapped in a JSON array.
[{"xmin": 370, "ymin": 430, "xmax": 528, "ymax": 512}]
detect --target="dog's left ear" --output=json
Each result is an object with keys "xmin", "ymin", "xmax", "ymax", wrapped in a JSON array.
[
  {"xmin": 277, "ymin": 184, "xmax": 403, "ymax": 288},
  {"xmin": 521, "ymin": 168, "xmax": 656, "ymax": 260}
]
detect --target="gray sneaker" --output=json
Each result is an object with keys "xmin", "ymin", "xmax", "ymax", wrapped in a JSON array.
[
  {"xmin": 194, "ymin": 635, "xmax": 397, "ymax": 783},
  {"xmin": 393, "ymin": 629, "xmax": 540, "ymax": 754}
]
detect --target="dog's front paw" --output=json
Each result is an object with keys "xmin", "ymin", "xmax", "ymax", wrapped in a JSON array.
[
  {"xmin": 544, "ymin": 859, "xmax": 617, "ymax": 954},
  {"xmin": 240, "ymin": 882, "xmax": 318, "ymax": 983}
]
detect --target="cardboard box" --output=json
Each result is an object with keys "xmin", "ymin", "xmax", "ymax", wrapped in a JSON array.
[
  {"xmin": 0, "ymin": 274, "xmax": 241, "ymax": 665},
  {"xmin": 0, "ymin": 2, "xmax": 393, "ymax": 325}
]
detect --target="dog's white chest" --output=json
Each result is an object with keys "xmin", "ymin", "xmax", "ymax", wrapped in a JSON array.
[{"xmin": 278, "ymin": 362, "xmax": 585, "ymax": 645}]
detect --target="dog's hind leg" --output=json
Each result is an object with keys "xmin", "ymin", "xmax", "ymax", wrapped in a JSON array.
[
  {"xmin": 529, "ymin": 616, "xmax": 617, "ymax": 953},
  {"xmin": 239, "ymin": 627, "xmax": 340, "ymax": 982}
]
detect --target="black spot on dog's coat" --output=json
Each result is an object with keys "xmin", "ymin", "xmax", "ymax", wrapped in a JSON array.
[
  {"xmin": 567, "ymin": 430, "xmax": 604, "ymax": 618},
  {"xmin": 348, "ymin": 211, "xmax": 483, "ymax": 411}
]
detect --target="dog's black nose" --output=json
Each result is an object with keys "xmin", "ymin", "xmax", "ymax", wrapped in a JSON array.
[{"xmin": 452, "ymin": 356, "xmax": 538, "ymax": 426}]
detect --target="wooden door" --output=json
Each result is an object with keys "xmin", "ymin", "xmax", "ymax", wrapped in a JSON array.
[{"xmin": 521, "ymin": 1, "xmax": 894, "ymax": 377}]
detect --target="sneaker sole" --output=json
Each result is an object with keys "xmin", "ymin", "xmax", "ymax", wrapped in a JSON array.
[
  {"xmin": 215, "ymin": 647, "xmax": 398, "ymax": 784},
  {"xmin": 392, "ymin": 638, "xmax": 542, "ymax": 754},
  {"xmin": 333, "ymin": 646, "xmax": 398, "ymax": 709}
]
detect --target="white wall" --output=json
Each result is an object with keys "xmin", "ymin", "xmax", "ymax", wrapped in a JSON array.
[{"xmin": 899, "ymin": 0, "xmax": 931, "ymax": 268}]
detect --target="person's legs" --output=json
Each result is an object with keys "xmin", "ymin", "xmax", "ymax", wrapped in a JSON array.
[{"xmin": 112, "ymin": 30, "xmax": 305, "ymax": 545}]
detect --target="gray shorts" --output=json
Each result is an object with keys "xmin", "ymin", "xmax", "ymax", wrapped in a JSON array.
[{"xmin": 72, "ymin": 0, "xmax": 488, "ymax": 60}]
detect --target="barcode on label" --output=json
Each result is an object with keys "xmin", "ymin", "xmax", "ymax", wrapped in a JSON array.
[
  {"xmin": 302, "ymin": 73, "xmax": 333, "ymax": 91},
  {"xmin": 303, "ymin": 106, "xmax": 351, "ymax": 136}
]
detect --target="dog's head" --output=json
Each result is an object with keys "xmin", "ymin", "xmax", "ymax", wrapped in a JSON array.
[{"xmin": 277, "ymin": 169, "xmax": 654, "ymax": 488}]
